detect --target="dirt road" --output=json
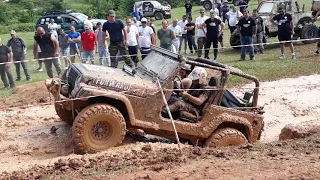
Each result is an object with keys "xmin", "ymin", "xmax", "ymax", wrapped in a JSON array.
[{"xmin": 0, "ymin": 75, "xmax": 319, "ymax": 179}]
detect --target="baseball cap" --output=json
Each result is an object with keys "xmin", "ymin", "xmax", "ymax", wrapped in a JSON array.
[
  {"xmin": 187, "ymin": 67, "xmax": 207, "ymax": 84},
  {"xmin": 10, "ymin": 30, "xmax": 16, "ymax": 35},
  {"xmin": 108, "ymin": 10, "xmax": 116, "ymax": 16},
  {"xmin": 141, "ymin": 18, "xmax": 147, "ymax": 22},
  {"xmin": 210, "ymin": 9, "xmax": 217, "ymax": 15},
  {"xmin": 85, "ymin": 26, "xmax": 90, "ymax": 30}
]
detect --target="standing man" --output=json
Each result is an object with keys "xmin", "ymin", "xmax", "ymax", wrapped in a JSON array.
[
  {"xmin": 157, "ymin": 20, "xmax": 176, "ymax": 52},
  {"xmin": 196, "ymin": 8, "xmax": 209, "ymax": 57},
  {"xmin": 95, "ymin": 22, "xmax": 111, "ymax": 66},
  {"xmin": 227, "ymin": 6, "xmax": 243, "ymax": 34},
  {"xmin": 132, "ymin": 10, "xmax": 142, "ymax": 21},
  {"xmin": 221, "ymin": 1, "xmax": 230, "ymax": 23},
  {"xmin": 203, "ymin": 9, "xmax": 225, "ymax": 61},
  {"xmin": 185, "ymin": 0, "xmax": 192, "ymax": 18},
  {"xmin": 237, "ymin": 9, "xmax": 257, "ymax": 61},
  {"xmin": 0, "ymin": 38, "xmax": 15, "ymax": 89},
  {"xmin": 125, "ymin": 18, "xmax": 140, "ymax": 65},
  {"xmin": 238, "ymin": 0, "xmax": 248, "ymax": 14},
  {"xmin": 315, "ymin": 11, "xmax": 320, "ymax": 55},
  {"xmin": 216, "ymin": 0, "xmax": 222, "ymax": 18},
  {"xmin": 132, "ymin": 17, "xmax": 142, "ymax": 28},
  {"xmin": 178, "ymin": 15, "xmax": 188, "ymax": 54},
  {"xmin": 81, "ymin": 26, "xmax": 97, "ymax": 64},
  {"xmin": 68, "ymin": 26, "xmax": 81, "ymax": 63},
  {"xmin": 59, "ymin": 29, "xmax": 70, "ymax": 68},
  {"xmin": 252, "ymin": 9, "xmax": 265, "ymax": 54},
  {"xmin": 102, "ymin": 10, "xmax": 135, "ymax": 68},
  {"xmin": 7, "ymin": 30, "xmax": 31, "ymax": 81},
  {"xmin": 138, "ymin": 18, "xmax": 156, "ymax": 60},
  {"xmin": 169, "ymin": 18, "xmax": 182, "ymax": 54},
  {"xmin": 48, "ymin": 19, "xmax": 59, "ymax": 40},
  {"xmin": 185, "ymin": 16, "xmax": 197, "ymax": 54},
  {"xmin": 84, "ymin": 15, "xmax": 93, "ymax": 31},
  {"xmin": 271, "ymin": 7, "xmax": 296, "ymax": 59},
  {"xmin": 33, "ymin": 27, "xmax": 62, "ymax": 78}
]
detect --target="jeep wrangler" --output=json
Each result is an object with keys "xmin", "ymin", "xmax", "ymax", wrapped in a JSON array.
[
  {"xmin": 201, "ymin": 0, "xmax": 250, "ymax": 10},
  {"xmin": 133, "ymin": 1, "xmax": 171, "ymax": 20},
  {"xmin": 230, "ymin": 0, "xmax": 319, "ymax": 48},
  {"xmin": 45, "ymin": 46, "xmax": 264, "ymax": 154}
]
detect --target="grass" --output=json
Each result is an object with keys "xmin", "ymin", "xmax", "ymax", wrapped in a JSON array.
[{"xmin": 0, "ymin": 0, "xmax": 319, "ymax": 97}]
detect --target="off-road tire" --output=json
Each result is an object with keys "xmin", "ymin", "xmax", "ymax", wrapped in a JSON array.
[
  {"xmin": 204, "ymin": 128, "xmax": 248, "ymax": 148},
  {"xmin": 230, "ymin": 30, "xmax": 241, "ymax": 49},
  {"xmin": 54, "ymin": 102, "xmax": 73, "ymax": 125},
  {"xmin": 203, "ymin": 2, "xmax": 212, "ymax": 10},
  {"xmin": 72, "ymin": 103, "xmax": 126, "ymax": 154},
  {"xmin": 300, "ymin": 24, "xmax": 319, "ymax": 44},
  {"xmin": 154, "ymin": 12, "xmax": 164, "ymax": 20}
]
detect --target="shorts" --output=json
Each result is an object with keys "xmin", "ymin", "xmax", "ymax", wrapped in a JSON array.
[{"xmin": 278, "ymin": 33, "xmax": 292, "ymax": 43}]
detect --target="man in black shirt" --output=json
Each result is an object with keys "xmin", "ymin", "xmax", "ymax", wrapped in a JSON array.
[
  {"xmin": 33, "ymin": 27, "xmax": 61, "ymax": 78},
  {"xmin": 252, "ymin": 9, "xmax": 265, "ymax": 54},
  {"xmin": 185, "ymin": 0, "xmax": 192, "ymax": 18},
  {"xmin": 203, "ymin": 9, "xmax": 225, "ymax": 61},
  {"xmin": 237, "ymin": 9, "xmax": 257, "ymax": 61},
  {"xmin": 185, "ymin": 16, "xmax": 197, "ymax": 54},
  {"xmin": 0, "ymin": 38, "xmax": 15, "ymax": 89},
  {"xmin": 271, "ymin": 7, "xmax": 296, "ymax": 59}
]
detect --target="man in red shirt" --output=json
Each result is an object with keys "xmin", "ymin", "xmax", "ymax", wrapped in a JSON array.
[{"xmin": 81, "ymin": 26, "xmax": 97, "ymax": 64}]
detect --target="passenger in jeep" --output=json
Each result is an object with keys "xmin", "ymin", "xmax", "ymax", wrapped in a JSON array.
[{"xmin": 163, "ymin": 67, "xmax": 209, "ymax": 122}]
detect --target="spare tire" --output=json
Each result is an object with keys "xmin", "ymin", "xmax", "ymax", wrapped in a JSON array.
[
  {"xmin": 230, "ymin": 30, "xmax": 241, "ymax": 49},
  {"xmin": 300, "ymin": 24, "xmax": 319, "ymax": 44}
]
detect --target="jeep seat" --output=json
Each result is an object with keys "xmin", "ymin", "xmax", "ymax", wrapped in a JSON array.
[{"xmin": 221, "ymin": 90, "xmax": 250, "ymax": 108}]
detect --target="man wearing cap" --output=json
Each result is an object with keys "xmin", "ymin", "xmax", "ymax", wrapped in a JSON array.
[
  {"xmin": 102, "ymin": 10, "xmax": 135, "ymax": 68},
  {"xmin": 7, "ymin": 30, "xmax": 31, "ymax": 81},
  {"xmin": 162, "ymin": 67, "xmax": 210, "ymax": 122},
  {"xmin": 0, "ymin": 38, "xmax": 15, "ymax": 89},
  {"xmin": 271, "ymin": 7, "xmax": 296, "ymax": 59},
  {"xmin": 203, "ymin": 9, "xmax": 225, "ymax": 61},
  {"xmin": 169, "ymin": 19, "xmax": 182, "ymax": 54},
  {"xmin": 178, "ymin": 15, "xmax": 188, "ymax": 54},
  {"xmin": 33, "ymin": 27, "xmax": 62, "ymax": 78},
  {"xmin": 138, "ymin": 17, "xmax": 156, "ymax": 59},
  {"xmin": 81, "ymin": 26, "xmax": 97, "ymax": 64},
  {"xmin": 196, "ymin": 8, "xmax": 209, "ymax": 57}
]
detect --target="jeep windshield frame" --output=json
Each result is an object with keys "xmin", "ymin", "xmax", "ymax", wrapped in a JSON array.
[
  {"xmin": 151, "ymin": 1, "xmax": 162, "ymax": 6},
  {"xmin": 136, "ymin": 46, "xmax": 180, "ymax": 84},
  {"xmin": 258, "ymin": 2, "xmax": 275, "ymax": 14}
]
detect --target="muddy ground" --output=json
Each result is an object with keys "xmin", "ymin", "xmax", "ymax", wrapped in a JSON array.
[{"xmin": 0, "ymin": 75, "xmax": 320, "ymax": 179}]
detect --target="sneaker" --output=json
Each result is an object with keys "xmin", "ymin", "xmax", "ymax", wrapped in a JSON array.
[
  {"xmin": 292, "ymin": 54, "xmax": 296, "ymax": 60},
  {"xmin": 3, "ymin": 86, "xmax": 9, "ymax": 89},
  {"xmin": 213, "ymin": 59, "xmax": 217, "ymax": 63},
  {"xmin": 250, "ymin": 57, "xmax": 255, "ymax": 60},
  {"xmin": 36, "ymin": 67, "xmax": 41, "ymax": 71},
  {"xmin": 16, "ymin": 78, "xmax": 21, "ymax": 81},
  {"xmin": 259, "ymin": 51, "xmax": 264, "ymax": 54},
  {"xmin": 204, "ymin": 56, "xmax": 210, "ymax": 59},
  {"xmin": 279, "ymin": 54, "xmax": 285, "ymax": 59},
  {"xmin": 26, "ymin": 78, "xmax": 32, "ymax": 81},
  {"xmin": 239, "ymin": 57, "xmax": 245, "ymax": 61},
  {"xmin": 38, "ymin": 68, "xmax": 43, "ymax": 72},
  {"xmin": 315, "ymin": 51, "xmax": 319, "ymax": 55}
]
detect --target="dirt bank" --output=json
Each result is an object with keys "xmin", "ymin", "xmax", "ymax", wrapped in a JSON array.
[{"xmin": 0, "ymin": 74, "xmax": 319, "ymax": 179}]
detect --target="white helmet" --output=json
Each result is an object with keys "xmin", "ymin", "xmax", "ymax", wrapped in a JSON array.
[{"xmin": 187, "ymin": 67, "xmax": 207, "ymax": 84}]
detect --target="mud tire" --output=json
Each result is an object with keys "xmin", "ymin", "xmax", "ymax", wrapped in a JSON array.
[
  {"xmin": 230, "ymin": 30, "xmax": 241, "ymax": 49},
  {"xmin": 154, "ymin": 12, "xmax": 164, "ymax": 20},
  {"xmin": 203, "ymin": 2, "xmax": 212, "ymax": 10},
  {"xmin": 204, "ymin": 128, "xmax": 248, "ymax": 148},
  {"xmin": 72, "ymin": 103, "xmax": 126, "ymax": 154},
  {"xmin": 54, "ymin": 102, "xmax": 73, "ymax": 125},
  {"xmin": 300, "ymin": 24, "xmax": 319, "ymax": 44}
]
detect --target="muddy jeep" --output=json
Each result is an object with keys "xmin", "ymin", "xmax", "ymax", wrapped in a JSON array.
[
  {"xmin": 45, "ymin": 46, "xmax": 264, "ymax": 154},
  {"xmin": 133, "ymin": 1, "xmax": 171, "ymax": 20},
  {"xmin": 230, "ymin": 0, "xmax": 319, "ymax": 48}
]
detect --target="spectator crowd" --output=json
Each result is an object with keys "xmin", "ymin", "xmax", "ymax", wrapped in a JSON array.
[{"xmin": 1, "ymin": 0, "xmax": 320, "ymax": 89}]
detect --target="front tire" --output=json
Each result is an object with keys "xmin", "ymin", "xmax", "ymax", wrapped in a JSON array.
[
  {"xmin": 204, "ymin": 128, "xmax": 248, "ymax": 148},
  {"xmin": 203, "ymin": 2, "xmax": 212, "ymax": 10},
  {"xmin": 72, "ymin": 104, "xmax": 126, "ymax": 154},
  {"xmin": 54, "ymin": 102, "xmax": 73, "ymax": 125},
  {"xmin": 230, "ymin": 30, "xmax": 241, "ymax": 49},
  {"xmin": 154, "ymin": 12, "xmax": 164, "ymax": 20},
  {"xmin": 300, "ymin": 24, "xmax": 319, "ymax": 44}
]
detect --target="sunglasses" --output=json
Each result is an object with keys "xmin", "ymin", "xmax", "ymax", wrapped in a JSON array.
[
  {"xmin": 37, "ymin": 32, "xmax": 44, "ymax": 35},
  {"xmin": 200, "ymin": 12, "xmax": 205, "ymax": 13}
]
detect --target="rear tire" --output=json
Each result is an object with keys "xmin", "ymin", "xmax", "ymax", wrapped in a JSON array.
[
  {"xmin": 154, "ymin": 12, "xmax": 164, "ymax": 20},
  {"xmin": 54, "ymin": 102, "xmax": 73, "ymax": 125},
  {"xmin": 72, "ymin": 104, "xmax": 126, "ymax": 154},
  {"xmin": 230, "ymin": 30, "xmax": 241, "ymax": 49},
  {"xmin": 300, "ymin": 24, "xmax": 319, "ymax": 44},
  {"xmin": 204, "ymin": 128, "xmax": 248, "ymax": 148},
  {"xmin": 203, "ymin": 2, "xmax": 212, "ymax": 10}
]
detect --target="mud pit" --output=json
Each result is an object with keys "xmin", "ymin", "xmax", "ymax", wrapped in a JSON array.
[{"xmin": 0, "ymin": 75, "xmax": 320, "ymax": 179}]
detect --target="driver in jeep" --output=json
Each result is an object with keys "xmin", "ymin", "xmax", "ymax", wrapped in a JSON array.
[{"xmin": 163, "ymin": 67, "xmax": 210, "ymax": 122}]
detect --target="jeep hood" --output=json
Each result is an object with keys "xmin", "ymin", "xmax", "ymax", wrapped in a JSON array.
[{"xmin": 70, "ymin": 63, "xmax": 158, "ymax": 92}]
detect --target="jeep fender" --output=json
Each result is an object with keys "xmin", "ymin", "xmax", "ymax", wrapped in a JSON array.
[
  {"xmin": 204, "ymin": 113, "xmax": 254, "ymax": 142},
  {"xmin": 82, "ymin": 87, "xmax": 137, "ymax": 126},
  {"xmin": 298, "ymin": 17, "xmax": 313, "ymax": 25}
]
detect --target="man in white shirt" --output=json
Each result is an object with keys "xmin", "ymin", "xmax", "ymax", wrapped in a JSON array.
[
  {"xmin": 83, "ymin": 15, "xmax": 93, "ymax": 31},
  {"xmin": 48, "ymin": 19, "xmax": 59, "ymax": 40},
  {"xmin": 125, "ymin": 18, "xmax": 140, "ymax": 64},
  {"xmin": 169, "ymin": 18, "xmax": 182, "ymax": 54},
  {"xmin": 211, "ymin": 3, "xmax": 220, "ymax": 17},
  {"xmin": 178, "ymin": 15, "xmax": 188, "ymax": 54},
  {"xmin": 226, "ymin": 6, "xmax": 243, "ymax": 34},
  {"xmin": 196, "ymin": 8, "xmax": 209, "ymax": 57},
  {"xmin": 132, "ymin": 17, "xmax": 142, "ymax": 28},
  {"xmin": 138, "ymin": 18, "xmax": 156, "ymax": 59}
]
